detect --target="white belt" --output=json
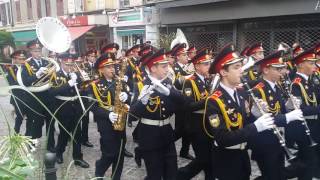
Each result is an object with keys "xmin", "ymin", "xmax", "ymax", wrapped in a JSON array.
[
  {"xmin": 305, "ymin": 115, "xmax": 318, "ymax": 120},
  {"xmin": 225, "ymin": 142, "xmax": 247, "ymax": 150},
  {"xmin": 193, "ymin": 109, "xmax": 204, "ymax": 114},
  {"xmin": 55, "ymin": 95, "xmax": 78, "ymax": 101},
  {"xmin": 140, "ymin": 117, "xmax": 171, "ymax": 126}
]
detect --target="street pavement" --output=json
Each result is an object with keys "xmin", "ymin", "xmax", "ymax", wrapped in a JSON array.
[{"xmin": 0, "ymin": 76, "xmax": 265, "ymax": 180}]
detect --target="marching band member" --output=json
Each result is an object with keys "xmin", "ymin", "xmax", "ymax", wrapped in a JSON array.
[
  {"xmin": 250, "ymin": 50, "xmax": 304, "ymax": 180},
  {"xmin": 2, "ymin": 50, "xmax": 28, "ymax": 133},
  {"xmin": 290, "ymin": 48, "xmax": 320, "ymax": 179},
  {"xmin": 50, "ymin": 52, "xmax": 89, "ymax": 168},
  {"xmin": 79, "ymin": 49, "xmax": 98, "ymax": 148},
  {"xmin": 177, "ymin": 48, "xmax": 215, "ymax": 180},
  {"xmin": 171, "ymin": 42, "xmax": 194, "ymax": 160},
  {"xmin": 129, "ymin": 48, "xmax": 193, "ymax": 179},
  {"xmin": 126, "ymin": 44, "xmax": 143, "ymax": 92},
  {"xmin": 204, "ymin": 43, "xmax": 274, "ymax": 180},
  {"xmin": 20, "ymin": 39, "xmax": 55, "ymax": 152},
  {"xmin": 242, "ymin": 42, "xmax": 265, "ymax": 86},
  {"xmin": 89, "ymin": 53, "xmax": 131, "ymax": 179}
]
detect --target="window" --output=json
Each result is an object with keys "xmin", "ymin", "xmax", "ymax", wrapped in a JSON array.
[
  {"xmin": 45, "ymin": 0, "xmax": 51, "ymax": 16},
  {"xmin": 15, "ymin": 1, "xmax": 21, "ymax": 22},
  {"xmin": 56, "ymin": 0, "xmax": 64, "ymax": 16},
  {"xmin": 0, "ymin": 4, "xmax": 7, "ymax": 26},
  {"xmin": 27, "ymin": 0, "xmax": 33, "ymax": 20},
  {"xmin": 37, "ymin": 0, "xmax": 42, "ymax": 18}
]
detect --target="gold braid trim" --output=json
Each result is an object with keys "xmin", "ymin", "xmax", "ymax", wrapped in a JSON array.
[
  {"xmin": 91, "ymin": 82, "xmax": 111, "ymax": 110},
  {"xmin": 8, "ymin": 67, "xmax": 17, "ymax": 81},
  {"xmin": 146, "ymin": 96, "xmax": 160, "ymax": 112},
  {"xmin": 249, "ymin": 69, "xmax": 256, "ymax": 80},
  {"xmin": 190, "ymin": 79, "xmax": 201, "ymax": 101},
  {"xmin": 137, "ymin": 81, "xmax": 144, "ymax": 94},
  {"xmin": 256, "ymin": 87, "xmax": 280, "ymax": 114},
  {"xmin": 296, "ymin": 82, "xmax": 317, "ymax": 106},
  {"xmin": 24, "ymin": 62, "xmax": 33, "ymax": 76},
  {"xmin": 211, "ymin": 96, "xmax": 243, "ymax": 131},
  {"xmin": 202, "ymin": 97, "xmax": 214, "ymax": 139}
]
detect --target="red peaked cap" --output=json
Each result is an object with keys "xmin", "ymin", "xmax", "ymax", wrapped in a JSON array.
[
  {"xmin": 255, "ymin": 50, "xmax": 285, "ymax": 70},
  {"xmin": 292, "ymin": 48, "xmax": 318, "ymax": 65},
  {"xmin": 209, "ymin": 43, "xmax": 243, "ymax": 74}
]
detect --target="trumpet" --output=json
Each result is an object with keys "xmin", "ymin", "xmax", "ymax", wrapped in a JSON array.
[
  {"xmin": 69, "ymin": 62, "xmax": 90, "ymax": 82},
  {"xmin": 242, "ymin": 78, "xmax": 296, "ymax": 162}
]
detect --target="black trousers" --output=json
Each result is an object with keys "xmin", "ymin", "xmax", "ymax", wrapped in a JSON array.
[
  {"xmin": 253, "ymin": 149, "xmax": 286, "ymax": 180},
  {"xmin": 143, "ymin": 142, "xmax": 177, "ymax": 180},
  {"xmin": 81, "ymin": 113, "xmax": 90, "ymax": 142},
  {"xmin": 177, "ymin": 135, "xmax": 214, "ymax": 180},
  {"xmin": 95, "ymin": 136, "xmax": 125, "ymax": 180},
  {"xmin": 180, "ymin": 135, "xmax": 192, "ymax": 156},
  {"xmin": 56, "ymin": 114, "xmax": 82, "ymax": 160},
  {"xmin": 11, "ymin": 96, "xmax": 25, "ymax": 134}
]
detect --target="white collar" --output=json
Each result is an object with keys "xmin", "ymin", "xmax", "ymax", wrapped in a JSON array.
[
  {"xmin": 220, "ymin": 82, "xmax": 236, "ymax": 100},
  {"xmin": 177, "ymin": 62, "xmax": 185, "ymax": 68},
  {"xmin": 33, "ymin": 58, "xmax": 41, "ymax": 65},
  {"xmin": 196, "ymin": 72, "xmax": 205, "ymax": 83},
  {"xmin": 264, "ymin": 78, "xmax": 276, "ymax": 92},
  {"xmin": 296, "ymin": 72, "xmax": 309, "ymax": 81}
]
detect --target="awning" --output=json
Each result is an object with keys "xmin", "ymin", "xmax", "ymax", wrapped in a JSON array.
[
  {"xmin": 156, "ymin": 0, "xmax": 228, "ymax": 9},
  {"xmin": 117, "ymin": 29, "xmax": 145, "ymax": 36},
  {"xmin": 11, "ymin": 30, "xmax": 37, "ymax": 46},
  {"xmin": 68, "ymin": 26, "xmax": 95, "ymax": 40}
]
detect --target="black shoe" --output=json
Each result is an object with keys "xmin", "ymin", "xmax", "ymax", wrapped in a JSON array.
[
  {"xmin": 180, "ymin": 153, "xmax": 195, "ymax": 160},
  {"xmin": 56, "ymin": 154, "xmax": 63, "ymax": 164},
  {"xmin": 135, "ymin": 156, "xmax": 141, "ymax": 167},
  {"xmin": 74, "ymin": 159, "xmax": 90, "ymax": 168},
  {"xmin": 82, "ymin": 141, "xmax": 94, "ymax": 147},
  {"xmin": 124, "ymin": 149, "xmax": 133, "ymax": 158},
  {"xmin": 134, "ymin": 148, "xmax": 141, "ymax": 168}
]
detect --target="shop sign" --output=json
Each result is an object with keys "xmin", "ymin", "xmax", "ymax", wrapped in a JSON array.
[{"xmin": 60, "ymin": 16, "xmax": 89, "ymax": 27}]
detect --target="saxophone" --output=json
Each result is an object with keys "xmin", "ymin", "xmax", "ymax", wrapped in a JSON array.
[{"xmin": 113, "ymin": 58, "xmax": 129, "ymax": 131}]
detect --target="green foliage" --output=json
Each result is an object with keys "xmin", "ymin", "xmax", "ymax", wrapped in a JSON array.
[
  {"xmin": 0, "ymin": 31, "xmax": 15, "ymax": 48},
  {"xmin": 159, "ymin": 32, "xmax": 176, "ymax": 51},
  {"xmin": 0, "ymin": 158, "xmax": 38, "ymax": 180}
]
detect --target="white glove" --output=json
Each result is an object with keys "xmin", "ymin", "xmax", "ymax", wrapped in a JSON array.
[
  {"xmin": 35, "ymin": 67, "xmax": 48, "ymax": 78},
  {"xmin": 109, "ymin": 112, "xmax": 119, "ymax": 123},
  {"xmin": 69, "ymin": 72, "xmax": 78, "ymax": 81},
  {"xmin": 254, "ymin": 113, "xmax": 274, "ymax": 132},
  {"xmin": 251, "ymin": 99, "xmax": 268, "ymax": 118},
  {"xmin": 152, "ymin": 81, "xmax": 170, "ymax": 96},
  {"xmin": 68, "ymin": 73, "xmax": 78, "ymax": 87},
  {"xmin": 285, "ymin": 96, "xmax": 302, "ymax": 111},
  {"xmin": 285, "ymin": 109, "xmax": 304, "ymax": 123},
  {"xmin": 119, "ymin": 92, "xmax": 128, "ymax": 102},
  {"xmin": 123, "ymin": 75, "xmax": 128, "ymax": 82},
  {"xmin": 138, "ymin": 85, "xmax": 154, "ymax": 105}
]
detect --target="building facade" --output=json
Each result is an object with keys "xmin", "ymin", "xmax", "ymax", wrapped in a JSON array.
[{"xmin": 155, "ymin": 0, "xmax": 320, "ymax": 53}]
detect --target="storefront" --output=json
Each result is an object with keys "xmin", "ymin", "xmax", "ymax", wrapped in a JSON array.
[
  {"xmin": 108, "ymin": 7, "xmax": 159, "ymax": 50},
  {"xmin": 59, "ymin": 14, "xmax": 109, "ymax": 54},
  {"xmin": 11, "ymin": 30, "xmax": 37, "ymax": 47},
  {"xmin": 158, "ymin": 0, "xmax": 320, "ymax": 53}
]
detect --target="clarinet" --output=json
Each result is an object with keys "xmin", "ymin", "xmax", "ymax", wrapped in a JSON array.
[
  {"xmin": 242, "ymin": 78, "xmax": 296, "ymax": 162},
  {"xmin": 282, "ymin": 75, "xmax": 318, "ymax": 147}
]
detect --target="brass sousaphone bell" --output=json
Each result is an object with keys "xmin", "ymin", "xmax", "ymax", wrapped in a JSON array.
[{"xmin": 17, "ymin": 17, "xmax": 72, "ymax": 92}]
